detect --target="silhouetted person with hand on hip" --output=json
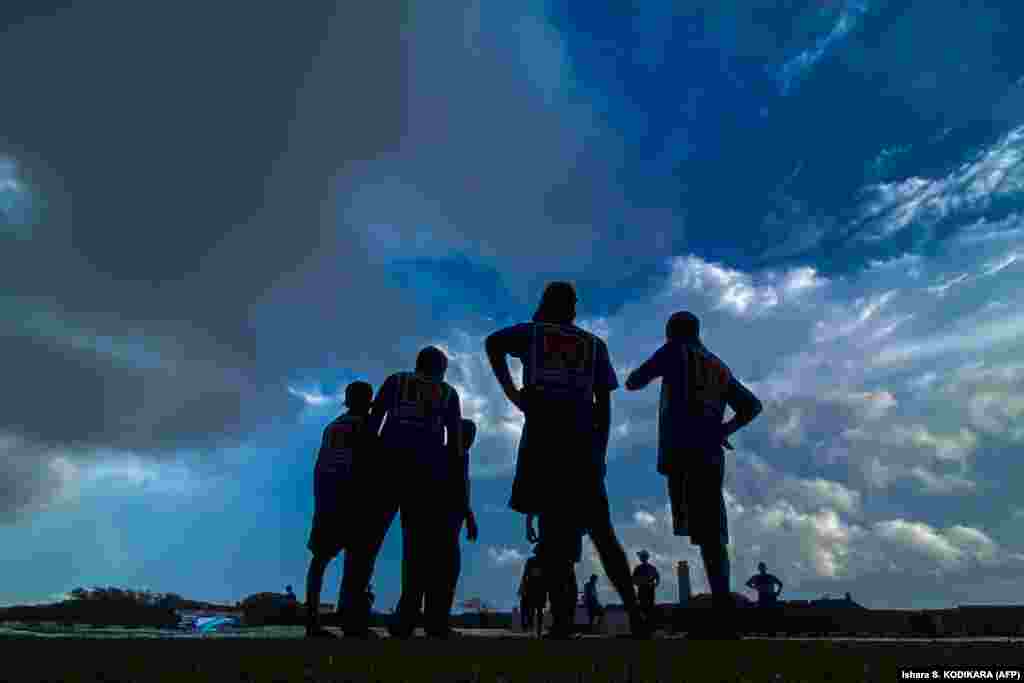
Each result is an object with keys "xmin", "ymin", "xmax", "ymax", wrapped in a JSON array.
[
  {"xmin": 304, "ymin": 381, "xmax": 374, "ymax": 639},
  {"xmin": 626, "ymin": 311, "xmax": 763, "ymax": 639},
  {"xmin": 632, "ymin": 550, "xmax": 660, "ymax": 623},
  {"xmin": 486, "ymin": 281, "xmax": 650, "ymax": 639},
  {"xmin": 370, "ymin": 347, "xmax": 464, "ymax": 639},
  {"xmin": 746, "ymin": 562, "xmax": 783, "ymax": 608}
]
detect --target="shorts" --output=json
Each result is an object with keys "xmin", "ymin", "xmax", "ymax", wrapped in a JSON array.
[
  {"xmin": 666, "ymin": 454, "xmax": 728, "ymax": 547},
  {"xmin": 536, "ymin": 481, "xmax": 614, "ymax": 564},
  {"xmin": 307, "ymin": 506, "xmax": 348, "ymax": 558}
]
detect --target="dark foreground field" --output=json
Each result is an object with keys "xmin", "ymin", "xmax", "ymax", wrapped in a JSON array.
[{"xmin": 2, "ymin": 636, "xmax": 1024, "ymax": 683}]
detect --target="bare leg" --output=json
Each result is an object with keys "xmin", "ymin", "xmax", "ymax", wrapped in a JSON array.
[{"xmin": 305, "ymin": 554, "xmax": 334, "ymax": 637}]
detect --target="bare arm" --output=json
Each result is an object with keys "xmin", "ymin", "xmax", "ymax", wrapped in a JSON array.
[
  {"xmin": 594, "ymin": 388, "xmax": 611, "ymax": 462},
  {"xmin": 485, "ymin": 332, "xmax": 524, "ymax": 410},
  {"xmin": 365, "ymin": 376, "xmax": 395, "ymax": 438},
  {"xmin": 722, "ymin": 377, "xmax": 763, "ymax": 439},
  {"xmin": 625, "ymin": 350, "xmax": 662, "ymax": 391}
]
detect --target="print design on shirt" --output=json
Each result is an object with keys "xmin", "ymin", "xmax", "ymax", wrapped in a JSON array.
[
  {"xmin": 319, "ymin": 421, "xmax": 356, "ymax": 472},
  {"xmin": 687, "ymin": 347, "xmax": 732, "ymax": 408},
  {"xmin": 532, "ymin": 324, "xmax": 596, "ymax": 395},
  {"xmin": 394, "ymin": 375, "xmax": 447, "ymax": 428}
]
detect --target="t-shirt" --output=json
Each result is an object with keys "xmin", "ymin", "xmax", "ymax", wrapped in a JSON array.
[
  {"xmin": 368, "ymin": 371, "xmax": 462, "ymax": 482},
  {"xmin": 749, "ymin": 574, "xmax": 782, "ymax": 598},
  {"xmin": 486, "ymin": 321, "xmax": 618, "ymax": 512},
  {"xmin": 314, "ymin": 412, "xmax": 369, "ymax": 491},
  {"xmin": 627, "ymin": 340, "xmax": 761, "ymax": 475},
  {"xmin": 632, "ymin": 563, "xmax": 660, "ymax": 588}
]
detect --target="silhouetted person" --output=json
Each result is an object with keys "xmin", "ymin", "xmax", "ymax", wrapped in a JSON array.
[
  {"xmin": 746, "ymin": 562, "xmax": 783, "ymax": 608},
  {"xmin": 286, "ymin": 585, "xmax": 297, "ymax": 602},
  {"xmin": 404, "ymin": 417, "xmax": 481, "ymax": 635},
  {"xmin": 304, "ymin": 381, "xmax": 373, "ymax": 639},
  {"xmin": 844, "ymin": 591, "xmax": 852, "ymax": 603},
  {"xmin": 632, "ymin": 550, "xmax": 660, "ymax": 622},
  {"xmin": 486, "ymin": 282, "xmax": 649, "ymax": 639},
  {"xmin": 626, "ymin": 311, "xmax": 763, "ymax": 639},
  {"xmin": 371, "ymin": 346, "xmax": 464, "ymax": 639},
  {"xmin": 518, "ymin": 546, "xmax": 546, "ymax": 634},
  {"xmin": 583, "ymin": 575, "xmax": 604, "ymax": 630}
]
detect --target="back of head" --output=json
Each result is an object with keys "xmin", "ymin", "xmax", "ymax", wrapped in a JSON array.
[
  {"xmin": 461, "ymin": 418, "xmax": 477, "ymax": 449},
  {"xmin": 666, "ymin": 311, "xmax": 700, "ymax": 342},
  {"xmin": 758, "ymin": 562, "xmax": 767, "ymax": 573},
  {"xmin": 532, "ymin": 281, "xmax": 577, "ymax": 325},
  {"xmin": 344, "ymin": 381, "xmax": 374, "ymax": 410},
  {"xmin": 415, "ymin": 346, "xmax": 448, "ymax": 379}
]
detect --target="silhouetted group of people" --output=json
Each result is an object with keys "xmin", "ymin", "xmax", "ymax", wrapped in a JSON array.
[{"xmin": 304, "ymin": 281, "xmax": 763, "ymax": 639}]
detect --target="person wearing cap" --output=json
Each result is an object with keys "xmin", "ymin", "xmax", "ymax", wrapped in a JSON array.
[
  {"xmin": 304, "ymin": 380, "xmax": 374, "ymax": 638},
  {"xmin": 632, "ymin": 550, "xmax": 661, "ymax": 624},
  {"xmin": 366, "ymin": 346, "xmax": 464, "ymax": 639},
  {"xmin": 485, "ymin": 282, "xmax": 650, "ymax": 639},
  {"xmin": 625, "ymin": 311, "xmax": 763, "ymax": 639}
]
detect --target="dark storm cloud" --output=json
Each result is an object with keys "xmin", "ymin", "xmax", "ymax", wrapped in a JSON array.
[{"xmin": 0, "ymin": 2, "xmax": 422, "ymax": 517}]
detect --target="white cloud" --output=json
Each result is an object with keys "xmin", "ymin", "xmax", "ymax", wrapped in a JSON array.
[
  {"xmin": 668, "ymin": 255, "xmax": 827, "ymax": 318},
  {"xmin": 487, "ymin": 546, "xmax": 525, "ymax": 567},
  {"xmin": 858, "ymin": 124, "xmax": 1024, "ymax": 241}
]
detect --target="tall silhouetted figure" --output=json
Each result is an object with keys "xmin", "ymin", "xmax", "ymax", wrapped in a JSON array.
[
  {"xmin": 304, "ymin": 381, "xmax": 373, "ymax": 639},
  {"xmin": 746, "ymin": 562, "xmax": 783, "ymax": 608},
  {"xmin": 486, "ymin": 282, "xmax": 649, "ymax": 639},
  {"xmin": 632, "ymin": 550, "xmax": 660, "ymax": 623},
  {"xmin": 369, "ymin": 346, "xmax": 464, "ymax": 639},
  {"xmin": 626, "ymin": 311, "xmax": 763, "ymax": 639}
]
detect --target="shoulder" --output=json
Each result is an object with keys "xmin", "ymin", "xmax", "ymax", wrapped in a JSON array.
[{"xmin": 488, "ymin": 321, "xmax": 532, "ymax": 339}]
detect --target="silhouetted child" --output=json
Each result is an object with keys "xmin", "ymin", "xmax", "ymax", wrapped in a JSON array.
[
  {"xmin": 304, "ymin": 381, "xmax": 374, "ymax": 638},
  {"xmin": 444, "ymin": 418, "xmax": 479, "ymax": 628}
]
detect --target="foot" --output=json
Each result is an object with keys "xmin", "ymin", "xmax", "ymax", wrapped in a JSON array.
[
  {"xmin": 387, "ymin": 623, "xmax": 414, "ymax": 639},
  {"xmin": 342, "ymin": 629, "xmax": 380, "ymax": 640},
  {"xmin": 425, "ymin": 628, "xmax": 461, "ymax": 640},
  {"xmin": 305, "ymin": 627, "xmax": 339, "ymax": 639},
  {"xmin": 543, "ymin": 626, "xmax": 579, "ymax": 640}
]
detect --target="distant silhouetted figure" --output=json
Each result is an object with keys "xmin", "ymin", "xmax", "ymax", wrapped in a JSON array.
[
  {"xmin": 371, "ymin": 347, "xmax": 464, "ymax": 639},
  {"xmin": 632, "ymin": 550, "xmax": 660, "ymax": 622},
  {"xmin": 286, "ymin": 585, "xmax": 297, "ymax": 603},
  {"xmin": 518, "ymin": 546, "xmax": 546, "ymax": 635},
  {"xmin": 746, "ymin": 562, "xmax": 783, "ymax": 608},
  {"xmin": 583, "ymin": 574, "xmax": 605, "ymax": 630},
  {"xmin": 626, "ymin": 311, "xmax": 763, "ymax": 639},
  {"xmin": 304, "ymin": 381, "xmax": 373, "ymax": 639},
  {"xmin": 486, "ymin": 282, "xmax": 649, "ymax": 639},
  {"xmin": 845, "ymin": 592, "xmax": 852, "ymax": 603}
]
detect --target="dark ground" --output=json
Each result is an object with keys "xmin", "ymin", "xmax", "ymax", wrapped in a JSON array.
[{"xmin": 2, "ymin": 636, "xmax": 1024, "ymax": 682}]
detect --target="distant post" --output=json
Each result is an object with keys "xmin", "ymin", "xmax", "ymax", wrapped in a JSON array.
[{"xmin": 677, "ymin": 561, "xmax": 691, "ymax": 606}]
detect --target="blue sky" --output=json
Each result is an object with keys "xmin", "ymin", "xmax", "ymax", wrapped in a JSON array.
[{"xmin": 2, "ymin": 1, "xmax": 1024, "ymax": 611}]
